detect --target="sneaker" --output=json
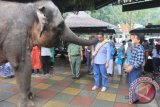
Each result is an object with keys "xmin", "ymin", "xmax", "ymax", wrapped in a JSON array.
[
  {"xmin": 76, "ymin": 76, "xmax": 80, "ymax": 79},
  {"xmin": 41, "ymin": 74, "xmax": 46, "ymax": 78},
  {"xmin": 101, "ymin": 87, "xmax": 107, "ymax": 92},
  {"xmin": 35, "ymin": 74, "xmax": 40, "ymax": 78},
  {"xmin": 132, "ymin": 99, "xmax": 139, "ymax": 104},
  {"xmin": 31, "ymin": 74, "xmax": 36, "ymax": 77},
  {"xmin": 45, "ymin": 74, "xmax": 50, "ymax": 77},
  {"xmin": 45, "ymin": 74, "xmax": 51, "ymax": 78},
  {"xmin": 87, "ymin": 70, "xmax": 90, "ymax": 73},
  {"xmin": 72, "ymin": 77, "xmax": 76, "ymax": 79},
  {"xmin": 92, "ymin": 86, "xmax": 98, "ymax": 90},
  {"xmin": 88, "ymin": 72, "xmax": 93, "ymax": 75},
  {"xmin": 108, "ymin": 74, "xmax": 111, "ymax": 76}
]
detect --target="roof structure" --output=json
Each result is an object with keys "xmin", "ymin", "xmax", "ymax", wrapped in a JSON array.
[
  {"xmin": 1, "ymin": 0, "xmax": 113, "ymax": 12},
  {"xmin": 130, "ymin": 25, "xmax": 160, "ymax": 34},
  {"xmin": 65, "ymin": 12, "xmax": 117, "ymax": 28},
  {"xmin": 65, "ymin": 12, "xmax": 116, "ymax": 33},
  {"xmin": 122, "ymin": 0, "xmax": 160, "ymax": 12},
  {"xmin": 2, "ymin": 0, "xmax": 160, "ymax": 12}
]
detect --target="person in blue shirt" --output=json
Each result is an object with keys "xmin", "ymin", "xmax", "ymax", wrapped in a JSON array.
[
  {"xmin": 125, "ymin": 40, "xmax": 133, "ymax": 64},
  {"xmin": 116, "ymin": 48, "xmax": 124, "ymax": 75},
  {"xmin": 92, "ymin": 32, "xmax": 110, "ymax": 92},
  {"xmin": 107, "ymin": 42, "xmax": 115, "ymax": 77},
  {"xmin": 0, "ymin": 62, "xmax": 14, "ymax": 78}
]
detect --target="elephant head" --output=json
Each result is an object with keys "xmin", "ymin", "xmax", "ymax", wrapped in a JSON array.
[{"xmin": 33, "ymin": 0, "xmax": 98, "ymax": 47}]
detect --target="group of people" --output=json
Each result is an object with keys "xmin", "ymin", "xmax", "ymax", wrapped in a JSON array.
[
  {"xmin": 151, "ymin": 44, "xmax": 160, "ymax": 72},
  {"xmin": 68, "ymin": 32, "xmax": 145, "ymax": 103},
  {"xmin": 0, "ymin": 30, "xmax": 154, "ymax": 103},
  {"xmin": 0, "ymin": 45, "xmax": 55, "ymax": 78},
  {"xmin": 31, "ymin": 45, "xmax": 54, "ymax": 77},
  {"xmin": 138, "ymin": 39, "xmax": 160, "ymax": 73},
  {"xmin": 84, "ymin": 36, "xmax": 128, "ymax": 77}
]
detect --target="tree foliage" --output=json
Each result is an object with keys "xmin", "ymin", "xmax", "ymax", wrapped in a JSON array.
[{"xmin": 89, "ymin": 5, "xmax": 160, "ymax": 30}]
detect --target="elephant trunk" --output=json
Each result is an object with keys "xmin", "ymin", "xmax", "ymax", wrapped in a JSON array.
[{"xmin": 61, "ymin": 24, "xmax": 98, "ymax": 46}]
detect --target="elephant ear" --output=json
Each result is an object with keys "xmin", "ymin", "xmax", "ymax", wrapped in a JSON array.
[{"xmin": 36, "ymin": 6, "xmax": 48, "ymax": 32}]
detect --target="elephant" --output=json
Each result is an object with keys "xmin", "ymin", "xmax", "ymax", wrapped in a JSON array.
[{"xmin": 0, "ymin": 0, "xmax": 97, "ymax": 107}]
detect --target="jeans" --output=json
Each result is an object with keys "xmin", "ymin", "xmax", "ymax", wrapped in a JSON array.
[
  {"xmin": 128, "ymin": 68, "xmax": 141, "ymax": 102},
  {"xmin": 86, "ymin": 51, "xmax": 93, "ymax": 72},
  {"xmin": 156, "ymin": 58, "xmax": 160, "ymax": 71},
  {"xmin": 128, "ymin": 68, "xmax": 141, "ymax": 87},
  {"xmin": 93, "ymin": 64, "xmax": 108, "ymax": 88},
  {"xmin": 153, "ymin": 57, "xmax": 157, "ymax": 71}
]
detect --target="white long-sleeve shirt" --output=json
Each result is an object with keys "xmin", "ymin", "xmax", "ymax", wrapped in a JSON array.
[
  {"xmin": 152, "ymin": 48, "xmax": 157, "ymax": 58},
  {"xmin": 41, "ymin": 47, "xmax": 52, "ymax": 57}
]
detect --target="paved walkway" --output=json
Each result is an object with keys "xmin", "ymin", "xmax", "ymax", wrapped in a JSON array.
[{"xmin": 0, "ymin": 59, "xmax": 159, "ymax": 107}]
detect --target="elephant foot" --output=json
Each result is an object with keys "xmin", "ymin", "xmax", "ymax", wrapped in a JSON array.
[
  {"xmin": 18, "ymin": 92, "xmax": 35, "ymax": 107},
  {"xmin": 18, "ymin": 99, "xmax": 34, "ymax": 107}
]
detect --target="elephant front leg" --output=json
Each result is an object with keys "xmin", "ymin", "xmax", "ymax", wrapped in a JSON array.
[{"xmin": 14, "ymin": 59, "xmax": 34, "ymax": 107}]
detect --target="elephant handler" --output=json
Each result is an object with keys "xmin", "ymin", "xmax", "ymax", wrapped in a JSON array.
[{"xmin": 68, "ymin": 43, "xmax": 83, "ymax": 79}]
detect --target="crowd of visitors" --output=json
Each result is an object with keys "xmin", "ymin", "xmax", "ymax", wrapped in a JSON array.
[
  {"xmin": 68, "ymin": 32, "xmax": 160, "ymax": 103},
  {"xmin": 0, "ymin": 30, "xmax": 159, "ymax": 104}
]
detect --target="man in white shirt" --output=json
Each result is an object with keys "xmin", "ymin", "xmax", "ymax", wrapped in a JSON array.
[
  {"xmin": 152, "ymin": 45, "xmax": 158, "ymax": 71},
  {"xmin": 41, "ymin": 47, "xmax": 52, "ymax": 75}
]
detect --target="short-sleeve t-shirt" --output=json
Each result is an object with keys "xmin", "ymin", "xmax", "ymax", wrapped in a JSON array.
[{"xmin": 67, "ymin": 43, "xmax": 83, "ymax": 55}]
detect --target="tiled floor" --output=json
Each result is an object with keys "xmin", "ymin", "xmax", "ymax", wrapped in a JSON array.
[{"xmin": 0, "ymin": 59, "xmax": 159, "ymax": 107}]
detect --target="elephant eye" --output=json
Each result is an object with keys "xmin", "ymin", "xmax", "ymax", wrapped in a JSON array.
[{"xmin": 52, "ymin": 21, "xmax": 64, "ymax": 32}]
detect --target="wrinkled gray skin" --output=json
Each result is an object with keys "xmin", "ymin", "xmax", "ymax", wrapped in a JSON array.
[{"xmin": 0, "ymin": 0, "xmax": 97, "ymax": 107}]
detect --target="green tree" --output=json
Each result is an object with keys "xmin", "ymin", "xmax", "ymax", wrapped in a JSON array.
[{"xmin": 89, "ymin": 5, "xmax": 160, "ymax": 30}]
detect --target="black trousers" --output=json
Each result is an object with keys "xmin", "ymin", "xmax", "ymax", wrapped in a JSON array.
[
  {"xmin": 32, "ymin": 69, "xmax": 40, "ymax": 74},
  {"xmin": 41, "ymin": 56, "xmax": 50, "ymax": 74},
  {"xmin": 155, "ymin": 58, "xmax": 160, "ymax": 72}
]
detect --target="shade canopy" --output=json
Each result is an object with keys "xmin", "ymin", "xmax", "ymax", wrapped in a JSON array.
[
  {"xmin": 65, "ymin": 12, "xmax": 116, "ymax": 34},
  {"xmin": 130, "ymin": 25, "xmax": 160, "ymax": 34}
]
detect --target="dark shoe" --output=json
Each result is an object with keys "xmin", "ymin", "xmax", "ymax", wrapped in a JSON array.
[
  {"xmin": 132, "ymin": 100, "xmax": 139, "ymax": 104},
  {"xmin": 76, "ymin": 76, "xmax": 80, "ymax": 79},
  {"xmin": 88, "ymin": 72, "xmax": 93, "ymax": 75},
  {"xmin": 72, "ymin": 77, "xmax": 76, "ymax": 79},
  {"xmin": 108, "ymin": 74, "xmax": 113, "ymax": 77},
  {"xmin": 9, "ymin": 75, "xmax": 14, "ymax": 78}
]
